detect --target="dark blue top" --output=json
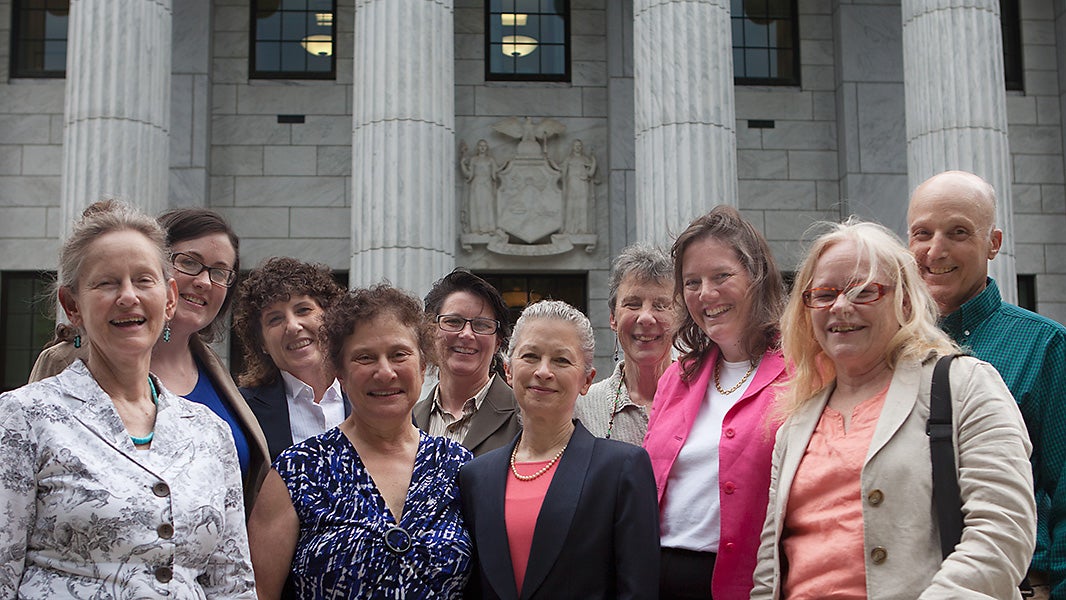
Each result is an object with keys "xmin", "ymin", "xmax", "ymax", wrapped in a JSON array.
[
  {"xmin": 274, "ymin": 428, "xmax": 473, "ymax": 599},
  {"xmin": 184, "ymin": 361, "xmax": 251, "ymax": 477}
]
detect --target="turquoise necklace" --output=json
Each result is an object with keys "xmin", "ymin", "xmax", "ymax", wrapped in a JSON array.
[{"xmin": 130, "ymin": 378, "xmax": 159, "ymax": 446}]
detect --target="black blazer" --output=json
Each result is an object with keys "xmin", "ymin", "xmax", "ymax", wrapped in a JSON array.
[
  {"xmin": 459, "ymin": 421, "xmax": 660, "ymax": 600},
  {"xmin": 240, "ymin": 377, "xmax": 351, "ymax": 461},
  {"xmin": 413, "ymin": 375, "xmax": 523, "ymax": 457}
]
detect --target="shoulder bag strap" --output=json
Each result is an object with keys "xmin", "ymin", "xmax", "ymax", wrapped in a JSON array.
[{"xmin": 927, "ymin": 354, "xmax": 963, "ymax": 560}]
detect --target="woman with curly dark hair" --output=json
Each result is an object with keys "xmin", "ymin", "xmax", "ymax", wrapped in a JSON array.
[
  {"xmin": 642, "ymin": 205, "xmax": 788, "ymax": 599},
  {"xmin": 248, "ymin": 285, "xmax": 473, "ymax": 599},
  {"xmin": 233, "ymin": 257, "xmax": 345, "ymax": 460}
]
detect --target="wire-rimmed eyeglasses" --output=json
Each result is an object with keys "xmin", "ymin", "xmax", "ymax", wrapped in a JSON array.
[
  {"xmin": 801, "ymin": 283, "xmax": 888, "ymax": 309},
  {"xmin": 435, "ymin": 314, "xmax": 500, "ymax": 335},
  {"xmin": 171, "ymin": 252, "xmax": 238, "ymax": 288}
]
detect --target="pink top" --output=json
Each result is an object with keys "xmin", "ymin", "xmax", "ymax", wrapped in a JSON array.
[
  {"xmin": 782, "ymin": 388, "xmax": 888, "ymax": 599},
  {"xmin": 505, "ymin": 460, "xmax": 560, "ymax": 595},
  {"xmin": 643, "ymin": 348, "xmax": 786, "ymax": 599}
]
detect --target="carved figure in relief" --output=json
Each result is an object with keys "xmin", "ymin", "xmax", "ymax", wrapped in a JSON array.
[
  {"xmin": 459, "ymin": 139, "xmax": 500, "ymax": 233},
  {"xmin": 492, "ymin": 116, "xmax": 566, "ymax": 158},
  {"xmin": 558, "ymin": 139, "xmax": 596, "ymax": 233}
]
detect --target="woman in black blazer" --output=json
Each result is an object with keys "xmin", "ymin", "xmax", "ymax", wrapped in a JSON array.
[{"xmin": 460, "ymin": 300, "xmax": 660, "ymax": 600}]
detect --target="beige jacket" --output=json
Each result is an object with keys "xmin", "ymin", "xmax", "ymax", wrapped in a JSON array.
[{"xmin": 751, "ymin": 355, "xmax": 1035, "ymax": 599}]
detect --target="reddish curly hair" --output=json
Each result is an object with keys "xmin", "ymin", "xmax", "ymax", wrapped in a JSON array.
[{"xmin": 322, "ymin": 284, "xmax": 437, "ymax": 374}]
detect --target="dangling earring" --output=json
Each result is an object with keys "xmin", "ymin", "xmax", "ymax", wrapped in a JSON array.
[
  {"xmin": 73, "ymin": 334, "xmax": 82, "ymax": 349},
  {"xmin": 613, "ymin": 336, "xmax": 620, "ymax": 363},
  {"xmin": 162, "ymin": 322, "xmax": 171, "ymax": 343}
]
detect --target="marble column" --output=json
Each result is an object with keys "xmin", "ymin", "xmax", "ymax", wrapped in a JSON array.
[
  {"xmin": 61, "ymin": 0, "xmax": 172, "ymax": 234},
  {"xmin": 351, "ymin": 0, "xmax": 455, "ymax": 296},
  {"xmin": 902, "ymin": 0, "xmax": 1017, "ymax": 303},
  {"xmin": 634, "ymin": 0, "xmax": 738, "ymax": 247}
]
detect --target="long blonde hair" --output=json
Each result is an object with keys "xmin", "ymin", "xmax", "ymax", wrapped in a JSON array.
[{"xmin": 776, "ymin": 218, "xmax": 956, "ymax": 417}]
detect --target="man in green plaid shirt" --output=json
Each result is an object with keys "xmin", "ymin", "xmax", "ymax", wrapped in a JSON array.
[{"xmin": 909, "ymin": 171, "xmax": 1066, "ymax": 599}]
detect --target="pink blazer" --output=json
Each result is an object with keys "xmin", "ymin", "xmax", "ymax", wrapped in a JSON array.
[{"xmin": 643, "ymin": 347, "xmax": 785, "ymax": 600}]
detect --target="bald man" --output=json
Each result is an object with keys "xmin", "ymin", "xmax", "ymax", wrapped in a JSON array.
[{"xmin": 909, "ymin": 170, "xmax": 1066, "ymax": 599}]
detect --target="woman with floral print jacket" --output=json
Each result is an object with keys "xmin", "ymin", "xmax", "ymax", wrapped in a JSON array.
[{"xmin": 0, "ymin": 200, "xmax": 254, "ymax": 599}]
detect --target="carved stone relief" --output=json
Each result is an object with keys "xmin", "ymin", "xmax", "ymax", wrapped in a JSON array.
[{"xmin": 459, "ymin": 117, "xmax": 598, "ymax": 256}]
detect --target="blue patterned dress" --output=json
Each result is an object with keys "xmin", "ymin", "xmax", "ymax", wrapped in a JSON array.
[{"xmin": 274, "ymin": 428, "xmax": 473, "ymax": 599}]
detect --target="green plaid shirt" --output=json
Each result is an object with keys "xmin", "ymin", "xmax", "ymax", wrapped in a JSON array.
[{"xmin": 941, "ymin": 278, "xmax": 1066, "ymax": 596}]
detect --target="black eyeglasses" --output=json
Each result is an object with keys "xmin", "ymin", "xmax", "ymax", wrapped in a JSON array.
[
  {"xmin": 171, "ymin": 252, "xmax": 238, "ymax": 288},
  {"xmin": 802, "ymin": 283, "xmax": 888, "ymax": 309},
  {"xmin": 436, "ymin": 314, "xmax": 500, "ymax": 335}
]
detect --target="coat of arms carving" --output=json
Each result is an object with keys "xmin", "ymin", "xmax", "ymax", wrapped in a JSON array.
[{"xmin": 459, "ymin": 117, "xmax": 597, "ymax": 256}]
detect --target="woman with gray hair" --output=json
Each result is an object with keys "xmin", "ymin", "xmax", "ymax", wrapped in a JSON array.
[
  {"xmin": 575, "ymin": 244, "xmax": 677, "ymax": 444},
  {"xmin": 751, "ymin": 219, "xmax": 1034, "ymax": 599},
  {"xmin": 459, "ymin": 300, "xmax": 659, "ymax": 599}
]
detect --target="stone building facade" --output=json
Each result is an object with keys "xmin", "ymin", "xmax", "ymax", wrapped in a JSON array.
[{"xmin": 0, "ymin": 0, "xmax": 1064, "ymax": 389}]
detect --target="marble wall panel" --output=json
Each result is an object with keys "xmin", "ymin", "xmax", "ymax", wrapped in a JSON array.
[
  {"xmin": 21, "ymin": 146, "xmax": 61, "ymax": 176},
  {"xmin": 838, "ymin": 5, "xmax": 903, "ymax": 82},
  {"xmin": 0, "ymin": 207, "xmax": 46, "ymax": 237},
  {"xmin": 264, "ymin": 146, "xmax": 317, "ymax": 177},
  {"xmin": 291, "ymin": 207, "xmax": 350, "ymax": 238},
  {"xmin": 235, "ymin": 177, "xmax": 346, "ymax": 207}
]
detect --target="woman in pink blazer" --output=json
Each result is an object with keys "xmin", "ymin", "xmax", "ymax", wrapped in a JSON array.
[{"xmin": 644, "ymin": 206, "xmax": 787, "ymax": 600}]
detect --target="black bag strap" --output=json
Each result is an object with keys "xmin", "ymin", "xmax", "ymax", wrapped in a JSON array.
[{"xmin": 927, "ymin": 354, "xmax": 963, "ymax": 559}]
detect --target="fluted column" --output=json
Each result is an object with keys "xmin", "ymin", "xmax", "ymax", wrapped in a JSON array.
[
  {"xmin": 351, "ymin": 0, "xmax": 455, "ymax": 296},
  {"xmin": 634, "ymin": 0, "xmax": 738, "ymax": 246},
  {"xmin": 61, "ymin": 0, "xmax": 172, "ymax": 234},
  {"xmin": 902, "ymin": 0, "xmax": 1016, "ymax": 303}
]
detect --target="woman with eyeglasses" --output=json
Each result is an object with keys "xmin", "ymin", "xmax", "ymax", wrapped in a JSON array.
[
  {"xmin": 751, "ymin": 219, "xmax": 1034, "ymax": 599},
  {"xmin": 643, "ymin": 206, "xmax": 787, "ymax": 599},
  {"xmin": 415, "ymin": 269, "xmax": 521, "ymax": 457},
  {"xmin": 28, "ymin": 208, "xmax": 270, "ymax": 512}
]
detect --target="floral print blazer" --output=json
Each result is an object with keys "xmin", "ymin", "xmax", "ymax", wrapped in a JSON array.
[{"xmin": 0, "ymin": 360, "xmax": 255, "ymax": 599}]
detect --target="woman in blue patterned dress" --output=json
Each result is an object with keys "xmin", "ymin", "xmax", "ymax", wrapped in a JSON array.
[{"xmin": 248, "ymin": 284, "xmax": 473, "ymax": 599}]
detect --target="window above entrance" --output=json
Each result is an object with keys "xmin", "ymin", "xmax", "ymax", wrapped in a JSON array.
[
  {"xmin": 251, "ymin": 0, "xmax": 336, "ymax": 79},
  {"xmin": 485, "ymin": 0, "xmax": 570, "ymax": 82},
  {"xmin": 11, "ymin": 0, "xmax": 68, "ymax": 78}
]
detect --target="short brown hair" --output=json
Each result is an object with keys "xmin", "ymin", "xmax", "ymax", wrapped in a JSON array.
[
  {"xmin": 322, "ymin": 284, "xmax": 437, "ymax": 373},
  {"xmin": 233, "ymin": 257, "xmax": 343, "ymax": 387}
]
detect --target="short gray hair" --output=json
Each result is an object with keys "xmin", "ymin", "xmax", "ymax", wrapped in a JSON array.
[
  {"xmin": 607, "ymin": 243, "xmax": 672, "ymax": 314},
  {"xmin": 507, "ymin": 300, "xmax": 595, "ymax": 374}
]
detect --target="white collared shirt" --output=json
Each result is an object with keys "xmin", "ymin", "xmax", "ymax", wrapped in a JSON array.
[{"xmin": 280, "ymin": 370, "xmax": 347, "ymax": 445}]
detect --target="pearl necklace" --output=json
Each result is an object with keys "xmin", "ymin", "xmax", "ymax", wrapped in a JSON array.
[
  {"xmin": 510, "ymin": 441, "xmax": 568, "ymax": 481},
  {"xmin": 713, "ymin": 357, "xmax": 757, "ymax": 395}
]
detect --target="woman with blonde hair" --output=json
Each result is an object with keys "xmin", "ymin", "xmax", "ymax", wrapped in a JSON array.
[{"xmin": 751, "ymin": 218, "xmax": 1035, "ymax": 599}]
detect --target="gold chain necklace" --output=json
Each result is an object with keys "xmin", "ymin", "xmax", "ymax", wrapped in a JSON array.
[
  {"xmin": 510, "ymin": 441, "xmax": 568, "ymax": 481},
  {"xmin": 714, "ymin": 357, "xmax": 757, "ymax": 395}
]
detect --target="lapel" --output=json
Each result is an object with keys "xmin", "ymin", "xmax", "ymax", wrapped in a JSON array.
[
  {"xmin": 740, "ymin": 349, "xmax": 786, "ymax": 404},
  {"xmin": 58, "ymin": 362, "xmax": 192, "ymax": 479},
  {"xmin": 464, "ymin": 376, "xmax": 517, "ymax": 452},
  {"xmin": 192, "ymin": 337, "xmax": 270, "ymax": 464},
  {"xmin": 476, "ymin": 441, "xmax": 521, "ymax": 600},
  {"xmin": 866, "ymin": 358, "xmax": 924, "ymax": 464},
  {"xmin": 773, "ymin": 385, "xmax": 829, "ymax": 529},
  {"xmin": 244, "ymin": 378, "xmax": 293, "ymax": 460},
  {"xmin": 413, "ymin": 390, "xmax": 434, "ymax": 428},
  {"xmin": 521, "ymin": 421, "xmax": 595, "ymax": 600}
]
